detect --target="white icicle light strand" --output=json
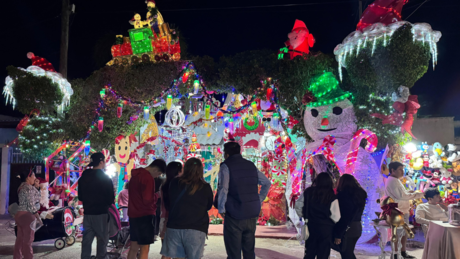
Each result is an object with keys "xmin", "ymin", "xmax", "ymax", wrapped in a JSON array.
[
  {"xmin": 165, "ymin": 105, "xmax": 185, "ymax": 128},
  {"xmin": 334, "ymin": 22, "xmax": 442, "ymax": 80},
  {"xmin": 3, "ymin": 65, "xmax": 74, "ymax": 112}
]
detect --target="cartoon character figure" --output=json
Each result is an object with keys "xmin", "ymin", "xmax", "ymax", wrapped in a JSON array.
[
  {"xmin": 189, "ymin": 133, "xmax": 201, "ymax": 153},
  {"xmin": 440, "ymin": 167, "xmax": 453, "ymax": 187},
  {"xmin": 129, "ymin": 13, "xmax": 148, "ymax": 29},
  {"xmin": 421, "ymin": 142, "xmax": 430, "ymax": 154},
  {"xmin": 432, "ymin": 142, "xmax": 443, "ymax": 157},
  {"xmin": 146, "ymin": 0, "xmax": 165, "ymax": 35},
  {"xmin": 422, "ymin": 153, "xmax": 430, "ymax": 168},
  {"xmin": 418, "ymin": 170, "xmax": 434, "ymax": 192},
  {"xmin": 114, "ymin": 135, "xmax": 136, "ymax": 193},
  {"xmin": 444, "ymin": 144, "xmax": 459, "ymax": 162},
  {"xmin": 449, "ymin": 181, "xmax": 460, "ymax": 199},
  {"xmin": 284, "ymin": 19, "xmax": 315, "ymax": 59},
  {"xmin": 431, "ymin": 170, "xmax": 441, "ymax": 186}
]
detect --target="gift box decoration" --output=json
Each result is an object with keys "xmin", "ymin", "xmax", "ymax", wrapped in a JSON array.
[
  {"xmin": 111, "ymin": 45, "xmax": 122, "ymax": 57},
  {"xmin": 129, "ymin": 28, "xmax": 154, "ymax": 55},
  {"xmin": 121, "ymin": 42, "xmax": 133, "ymax": 56}
]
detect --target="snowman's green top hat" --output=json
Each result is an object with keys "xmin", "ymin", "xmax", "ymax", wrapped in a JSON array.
[{"xmin": 306, "ymin": 72, "xmax": 352, "ymax": 107}]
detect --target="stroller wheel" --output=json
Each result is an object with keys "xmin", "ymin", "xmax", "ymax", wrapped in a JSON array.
[
  {"xmin": 66, "ymin": 235, "xmax": 76, "ymax": 246},
  {"xmin": 54, "ymin": 238, "xmax": 66, "ymax": 250}
]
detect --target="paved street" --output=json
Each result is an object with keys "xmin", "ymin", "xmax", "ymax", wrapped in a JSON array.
[{"xmin": 0, "ymin": 215, "xmax": 425, "ymax": 259}]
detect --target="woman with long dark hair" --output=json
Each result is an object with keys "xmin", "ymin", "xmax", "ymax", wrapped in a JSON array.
[
  {"xmin": 159, "ymin": 162, "xmax": 183, "ymax": 250},
  {"xmin": 160, "ymin": 158, "xmax": 213, "ymax": 259},
  {"xmin": 333, "ymin": 174, "xmax": 367, "ymax": 259},
  {"xmin": 14, "ymin": 169, "xmax": 41, "ymax": 259},
  {"xmin": 295, "ymin": 172, "xmax": 341, "ymax": 259}
]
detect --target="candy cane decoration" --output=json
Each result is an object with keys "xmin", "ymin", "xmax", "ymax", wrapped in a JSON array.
[
  {"xmin": 102, "ymin": 149, "xmax": 111, "ymax": 163},
  {"xmin": 345, "ymin": 129, "xmax": 378, "ymax": 174}
]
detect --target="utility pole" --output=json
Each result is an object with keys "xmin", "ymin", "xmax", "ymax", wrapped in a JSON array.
[
  {"xmin": 60, "ymin": 0, "xmax": 73, "ymax": 78},
  {"xmin": 359, "ymin": 0, "xmax": 363, "ymax": 17}
]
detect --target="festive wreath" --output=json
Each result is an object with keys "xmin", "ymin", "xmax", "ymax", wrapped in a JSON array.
[{"xmin": 243, "ymin": 116, "xmax": 259, "ymax": 131}]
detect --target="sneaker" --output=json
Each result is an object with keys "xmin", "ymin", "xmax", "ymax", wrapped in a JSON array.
[{"xmin": 401, "ymin": 251, "xmax": 416, "ymax": 258}]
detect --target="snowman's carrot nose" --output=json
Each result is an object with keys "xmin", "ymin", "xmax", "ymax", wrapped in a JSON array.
[{"xmin": 321, "ymin": 118, "xmax": 329, "ymax": 126}]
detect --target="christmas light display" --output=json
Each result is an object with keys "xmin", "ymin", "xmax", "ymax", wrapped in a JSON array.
[
  {"xmin": 335, "ymin": 21, "xmax": 441, "ymax": 80},
  {"xmin": 165, "ymin": 105, "xmax": 185, "ymax": 128},
  {"xmin": 3, "ymin": 53, "xmax": 74, "ymax": 113}
]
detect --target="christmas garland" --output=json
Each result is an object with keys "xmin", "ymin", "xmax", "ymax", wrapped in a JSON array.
[{"xmin": 243, "ymin": 116, "xmax": 259, "ymax": 131}]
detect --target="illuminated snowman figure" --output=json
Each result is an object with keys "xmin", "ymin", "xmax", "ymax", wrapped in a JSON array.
[{"xmin": 287, "ymin": 72, "xmax": 384, "ymax": 241}]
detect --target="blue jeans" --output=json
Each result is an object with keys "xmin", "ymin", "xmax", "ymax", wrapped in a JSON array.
[{"xmin": 160, "ymin": 228, "xmax": 206, "ymax": 259}]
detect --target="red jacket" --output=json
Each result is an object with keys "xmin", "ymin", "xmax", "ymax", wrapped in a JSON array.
[{"xmin": 128, "ymin": 168, "xmax": 158, "ymax": 218}]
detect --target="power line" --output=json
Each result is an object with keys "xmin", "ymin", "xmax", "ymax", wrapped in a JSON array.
[
  {"xmin": 80, "ymin": 1, "xmax": 356, "ymax": 14},
  {"xmin": 405, "ymin": 0, "xmax": 430, "ymax": 20}
]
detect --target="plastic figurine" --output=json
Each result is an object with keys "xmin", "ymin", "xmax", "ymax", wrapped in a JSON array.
[
  {"xmin": 375, "ymin": 196, "xmax": 414, "ymax": 242},
  {"xmin": 284, "ymin": 19, "xmax": 315, "ymax": 59},
  {"xmin": 189, "ymin": 133, "xmax": 201, "ymax": 153},
  {"xmin": 129, "ymin": 13, "xmax": 148, "ymax": 29},
  {"xmin": 146, "ymin": 0, "xmax": 165, "ymax": 35}
]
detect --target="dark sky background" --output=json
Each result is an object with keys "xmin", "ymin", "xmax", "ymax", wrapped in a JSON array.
[{"xmin": 1, "ymin": 0, "xmax": 459, "ymax": 119}]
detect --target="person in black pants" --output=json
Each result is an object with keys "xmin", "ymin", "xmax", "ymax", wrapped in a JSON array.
[
  {"xmin": 333, "ymin": 174, "xmax": 367, "ymax": 259},
  {"xmin": 295, "ymin": 172, "xmax": 341, "ymax": 259}
]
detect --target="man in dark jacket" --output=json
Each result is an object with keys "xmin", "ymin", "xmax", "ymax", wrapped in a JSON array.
[
  {"xmin": 79, "ymin": 152, "xmax": 115, "ymax": 259},
  {"xmin": 216, "ymin": 142, "xmax": 271, "ymax": 259}
]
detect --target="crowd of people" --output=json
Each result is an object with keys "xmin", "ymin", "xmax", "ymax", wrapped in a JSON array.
[{"xmin": 11, "ymin": 145, "xmax": 453, "ymax": 259}]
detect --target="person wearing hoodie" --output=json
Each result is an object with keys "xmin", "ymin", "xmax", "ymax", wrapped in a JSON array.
[
  {"xmin": 79, "ymin": 152, "xmax": 115, "ymax": 259},
  {"xmin": 128, "ymin": 159, "xmax": 166, "ymax": 259}
]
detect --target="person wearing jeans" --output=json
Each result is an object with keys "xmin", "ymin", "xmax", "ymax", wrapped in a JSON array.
[
  {"xmin": 216, "ymin": 142, "xmax": 271, "ymax": 259},
  {"xmin": 79, "ymin": 153, "xmax": 115, "ymax": 259}
]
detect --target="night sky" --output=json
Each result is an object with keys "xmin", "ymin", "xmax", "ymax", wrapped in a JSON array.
[{"xmin": 1, "ymin": 0, "xmax": 459, "ymax": 119}]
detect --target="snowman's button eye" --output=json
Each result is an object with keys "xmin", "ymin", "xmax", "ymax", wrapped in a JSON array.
[
  {"xmin": 333, "ymin": 107, "xmax": 343, "ymax": 115},
  {"xmin": 311, "ymin": 109, "xmax": 319, "ymax": 117}
]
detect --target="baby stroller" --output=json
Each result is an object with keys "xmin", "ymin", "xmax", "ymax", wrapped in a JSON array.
[
  {"xmin": 91, "ymin": 204, "xmax": 130, "ymax": 259},
  {"xmin": 15, "ymin": 207, "xmax": 77, "ymax": 250}
]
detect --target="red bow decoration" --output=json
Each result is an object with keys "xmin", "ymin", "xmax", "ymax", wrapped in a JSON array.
[
  {"xmin": 381, "ymin": 203, "xmax": 404, "ymax": 218},
  {"xmin": 302, "ymin": 91, "xmax": 316, "ymax": 105},
  {"xmin": 290, "ymin": 192, "xmax": 300, "ymax": 208},
  {"xmin": 371, "ymin": 95, "xmax": 420, "ymax": 138}
]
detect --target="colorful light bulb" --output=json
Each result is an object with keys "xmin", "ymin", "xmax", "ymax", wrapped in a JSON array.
[
  {"xmin": 100, "ymin": 89, "xmax": 106, "ymax": 99},
  {"xmin": 205, "ymin": 104, "xmax": 210, "ymax": 120},
  {"xmin": 193, "ymin": 80, "xmax": 200, "ymax": 94},
  {"xmin": 144, "ymin": 106, "xmax": 150, "ymax": 120},
  {"xmin": 98, "ymin": 117, "xmax": 104, "ymax": 132},
  {"xmin": 84, "ymin": 140, "xmax": 90, "ymax": 156},
  {"xmin": 166, "ymin": 95, "xmax": 172, "ymax": 110},
  {"xmin": 272, "ymin": 113, "xmax": 279, "ymax": 127},
  {"xmin": 117, "ymin": 102, "xmax": 123, "ymax": 118},
  {"xmin": 229, "ymin": 118, "xmax": 234, "ymax": 134}
]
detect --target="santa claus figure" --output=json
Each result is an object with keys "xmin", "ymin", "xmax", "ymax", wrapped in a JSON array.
[
  {"xmin": 37, "ymin": 178, "xmax": 55, "ymax": 219},
  {"xmin": 284, "ymin": 20, "xmax": 315, "ymax": 59}
]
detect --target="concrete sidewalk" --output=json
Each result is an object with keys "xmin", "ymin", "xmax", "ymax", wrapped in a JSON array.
[{"xmin": 0, "ymin": 215, "xmax": 425, "ymax": 259}]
